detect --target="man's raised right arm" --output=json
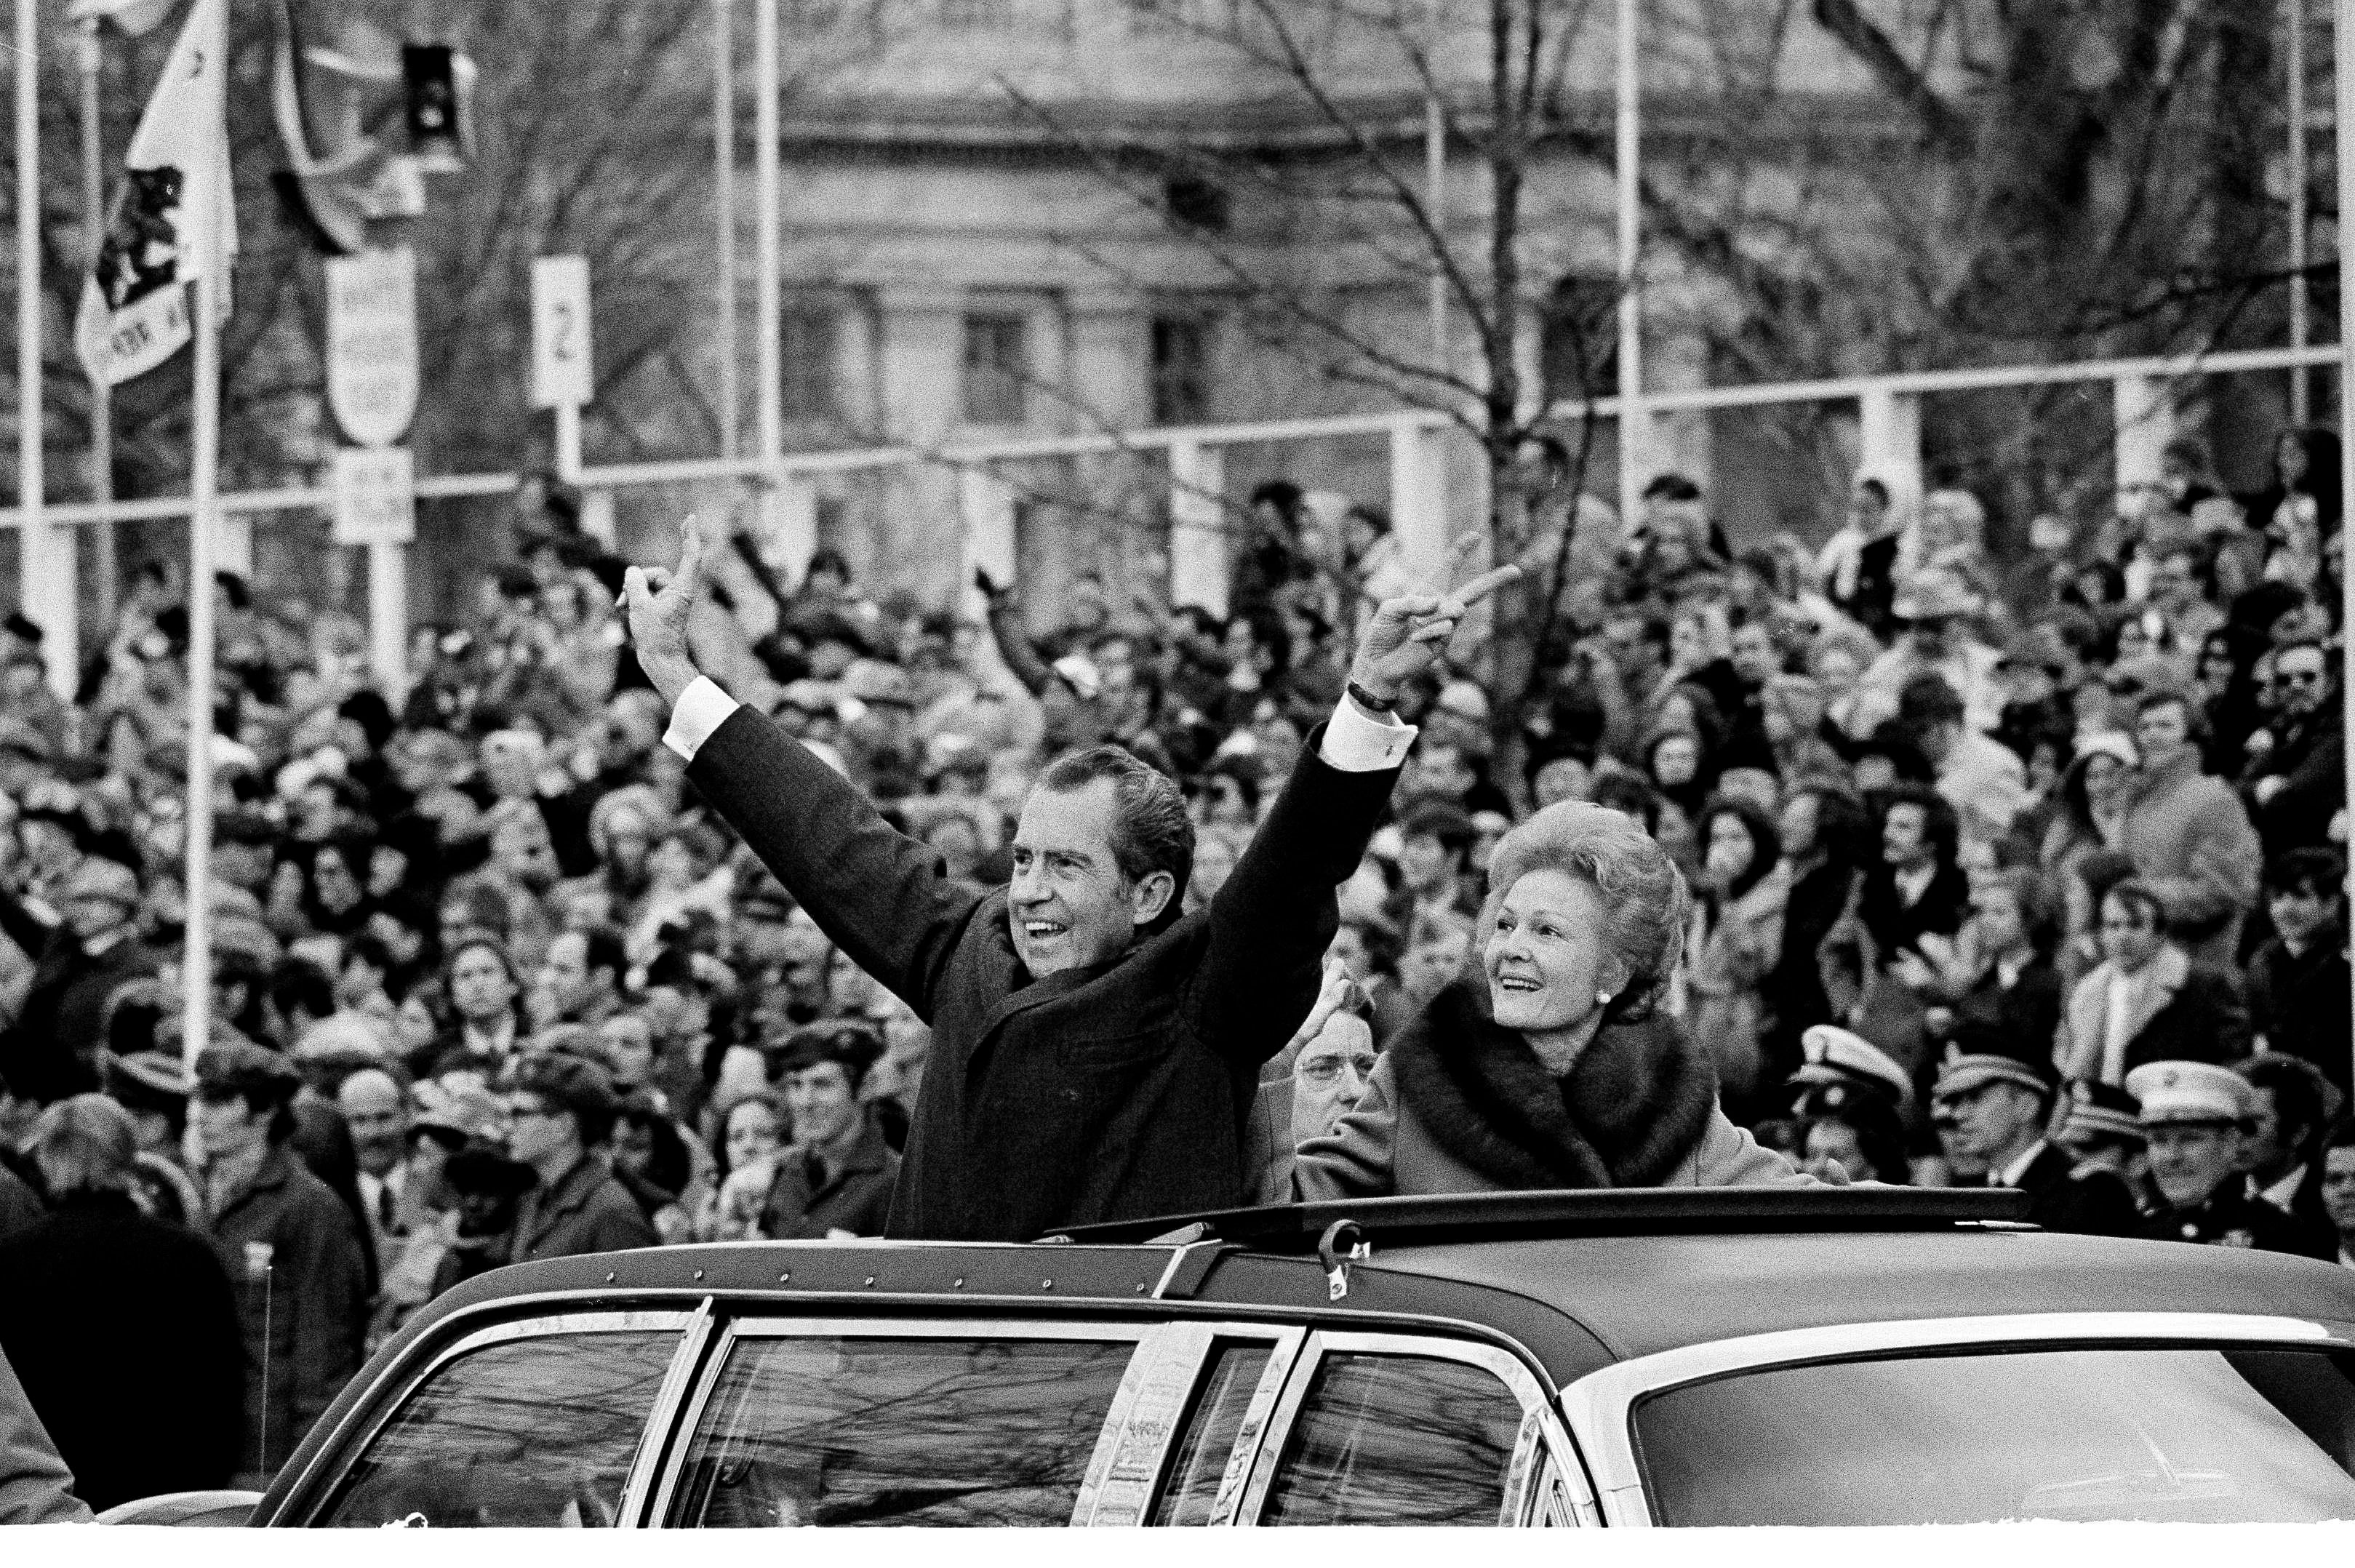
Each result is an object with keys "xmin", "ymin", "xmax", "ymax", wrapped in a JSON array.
[{"xmin": 628, "ymin": 520, "xmax": 984, "ymax": 1017}]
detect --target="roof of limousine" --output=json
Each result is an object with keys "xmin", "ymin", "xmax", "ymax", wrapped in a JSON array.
[{"xmin": 399, "ymin": 1190, "xmax": 2355, "ymax": 1389}]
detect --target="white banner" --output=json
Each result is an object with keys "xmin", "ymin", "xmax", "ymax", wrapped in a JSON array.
[
  {"xmin": 326, "ymin": 247, "xmax": 420, "ymax": 448},
  {"xmin": 332, "ymin": 446, "xmax": 416, "ymax": 546},
  {"xmin": 73, "ymin": 0, "xmax": 238, "ymax": 387},
  {"xmin": 531, "ymin": 255, "xmax": 593, "ymax": 409}
]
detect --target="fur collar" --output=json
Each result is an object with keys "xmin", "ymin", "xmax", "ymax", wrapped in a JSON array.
[{"xmin": 1389, "ymin": 980, "xmax": 1721, "ymax": 1188}]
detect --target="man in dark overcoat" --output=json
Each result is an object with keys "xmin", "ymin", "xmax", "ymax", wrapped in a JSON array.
[{"xmin": 623, "ymin": 519, "xmax": 1512, "ymax": 1241}]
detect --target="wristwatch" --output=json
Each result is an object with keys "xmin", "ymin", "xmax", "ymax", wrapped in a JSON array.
[{"xmin": 1345, "ymin": 680, "xmax": 1396, "ymax": 715}]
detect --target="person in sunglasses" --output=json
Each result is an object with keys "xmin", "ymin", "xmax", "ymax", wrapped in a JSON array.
[{"xmin": 2243, "ymin": 639, "xmax": 2344, "ymax": 860}]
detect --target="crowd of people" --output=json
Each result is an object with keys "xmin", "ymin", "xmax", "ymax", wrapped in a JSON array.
[{"xmin": 0, "ymin": 423, "xmax": 2352, "ymax": 1507}]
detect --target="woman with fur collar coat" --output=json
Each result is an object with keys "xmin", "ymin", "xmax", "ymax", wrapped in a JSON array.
[{"xmin": 1295, "ymin": 802, "xmax": 1809, "ymax": 1197}]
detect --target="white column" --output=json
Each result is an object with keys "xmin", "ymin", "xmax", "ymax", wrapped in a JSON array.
[
  {"xmin": 367, "ymin": 537, "xmax": 407, "ymax": 693},
  {"xmin": 753, "ymin": 0, "xmax": 782, "ymax": 540},
  {"xmin": 17, "ymin": 0, "xmax": 75, "ymax": 697},
  {"xmin": 1857, "ymin": 385, "xmax": 1924, "ymax": 504},
  {"xmin": 1167, "ymin": 439, "xmax": 1226, "ymax": 617},
  {"xmin": 1388, "ymin": 419, "xmax": 1450, "ymax": 584},
  {"xmin": 2114, "ymin": 374, "xmax": 2175, "ymax": 499},
  {"xmin": 1612, "ymin": 0, "xmax": 1648, "ymax": 530},
  {"xmin": 2335, "ymin": 0, "xmax": 2355, "ymax": 1094},
  {"xmin": 958, "ymin": 466, "xmax": 1016, "ymax": 623},
  {"xmin": 713, "ymin": 0, "xmax": 739, "ymax": 460},
  {"xmin": 215, "ymin": 513, "xmax": 254, "ymax": 578},
  {"xmin": 580, "ymin": 489, "xmax": 617, "ymax": 548},
  {"xmin": 770, "ymin": 469, "xmax": 816, "ymax": 580}
]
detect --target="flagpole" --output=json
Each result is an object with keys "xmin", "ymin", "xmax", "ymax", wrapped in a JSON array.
[
  {"xmin": 713, "ymin": 0, "xmax": 737, "ymax": 461},
  {"xmin": 180, "ymin": 0, "xmax": 225, "ymax": 1068},
  {"xmin": 15, "ymin": 0, "xmax": 51, "ymax": 697},
  {"xmin": 79, "ymin": 17, "xmax": 115, "ymax": 623}
]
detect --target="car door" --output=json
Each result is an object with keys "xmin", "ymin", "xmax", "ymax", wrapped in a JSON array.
[
  {"xmin": 292, "ymin": 1308, "xmax": 708, "ymax": 1527},
  {"xmin": 1213, "ymin": 1328, "xmax": 1591, "ymax": 1527},
  {"xmin": 646, "ymin": 1314, "xmax": 1153, "ymax": 1527}
]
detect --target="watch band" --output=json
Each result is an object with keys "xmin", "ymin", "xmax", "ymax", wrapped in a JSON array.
[{"xmin": 1345, "ymin": 680, "xmax": 1396, "ymax": 714}]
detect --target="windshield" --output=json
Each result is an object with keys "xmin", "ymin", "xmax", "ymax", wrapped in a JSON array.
[{"xmin": 1634, "ymin": 1345, "xmax": 2355, "ymax": 1525}]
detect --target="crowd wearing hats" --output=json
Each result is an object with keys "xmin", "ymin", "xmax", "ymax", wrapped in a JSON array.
[{"xmin": 1, "ymin": 438, "xmax": 2354, "ymax": 1492}]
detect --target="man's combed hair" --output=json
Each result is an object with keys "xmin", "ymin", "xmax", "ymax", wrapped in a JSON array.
[{"xmin": 1035, "ymin": 745, "xmax": 1196, "ymax": 911}]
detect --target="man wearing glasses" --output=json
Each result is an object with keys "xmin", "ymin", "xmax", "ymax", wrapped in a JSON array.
[
  {"xmin": 2244, "ymin": 639, "xmax": 2346, "ymax": 859},
  {"xmin": 503, "ymin": 1054, "xmax": 656, "ymax": 1263}
]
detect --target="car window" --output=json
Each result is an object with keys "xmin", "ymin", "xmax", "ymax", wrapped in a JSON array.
[
  {"xmin": 1636, "ymin": 1346, "xmax": 2355, "ymax": 1525},
  {"xmin": 665, "ymin": 1334, "xmax": 1135, "ymax": 1527},
  {"xmin": 1151, "ymin": 1341, "xmax": 1274, "ymax": 1526},
  {"xmin": 1258, "ymin": 1352, "xmax": 1527, "ymax": 1527},
  {"xmin": 315, "ymin": 1329, "xmax": 682, "ymax": 1527}
]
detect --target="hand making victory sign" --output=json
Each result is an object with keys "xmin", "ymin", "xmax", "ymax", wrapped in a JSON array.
[
  {"xmin": 1345, "ymin": 530, "xmax": 1523, "ymax": 708},
  {"xmin": 620, "ymin": 514, "xmax": 713, "ymax": 710}
]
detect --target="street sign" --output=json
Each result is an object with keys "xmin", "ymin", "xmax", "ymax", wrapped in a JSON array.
[
  {"xmin": 324, "ymin": 247, "xmax": 420, "ymax": 449},
  {"xmin": 332, "ymin": 446, "xmax": 416, "ymax": 545},
  {"xmin": 532, "ymin": 255, "xmax": 593, "ymax": 409}
]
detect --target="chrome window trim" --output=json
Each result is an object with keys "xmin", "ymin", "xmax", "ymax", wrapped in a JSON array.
[
  {"xmin": 618, "ymin": 1298, "xmax": 716, "ymax": 1526},
  {"xmin": 1204, "ymin": 1327, "xmax": 1307, "ymax": 1527},
  {"xmin": 284, "ymin": 1309, "xmax": 699, "ymax": 1527},
  {"xmin": 1230, "ymin": 1329, "xmax": 1588, "ymax": 1529},
  {"xmin": 1073, "ymin": 1321, "xmax": 1215, "ymax": 1525},
  {"xmin": 1557, "ymin": 1311, "xmax": 2348, "ymax": 1527},
  {"xmin": 644, "ymin": 1313, "xmax": 1155, "ymax": 1528}
]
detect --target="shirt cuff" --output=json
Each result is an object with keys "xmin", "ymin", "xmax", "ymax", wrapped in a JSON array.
[
  {"xmin": 662, "ymin": 676, "xmax": 742, "ymax": 763},
  {"xmin": 1317, "ymin": 693, "xmax": 1416, "ymax": 772}
]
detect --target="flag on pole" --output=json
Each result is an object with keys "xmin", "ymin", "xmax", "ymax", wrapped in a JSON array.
[{"xmin": 73, "ymin": 0, "xmax": 238, "ymax": 388}]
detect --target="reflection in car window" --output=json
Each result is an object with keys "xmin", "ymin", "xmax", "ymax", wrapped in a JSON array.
[
  {"xmin": 666, "ymin": 1335, "xmax": 1134, "ymax": 1527},
  {"xmin": 1260, "ymin": 1353, "xmax": 1524, "ymax": 1527},
  {"xmin": 1636, "ymin": 1347, "xmax": 2355, "ymax": 1525},
  {"xmin": 1151, "ymin": 1342, "xmax": 1272, "ymax": 1526},
  {"xmin": 316, "ymin": 1329, "xmax": 681, "ymax": 1527}
]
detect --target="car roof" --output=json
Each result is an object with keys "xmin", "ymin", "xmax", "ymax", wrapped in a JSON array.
[
  {"xmin": 395, "ymin": 1191, "xmax": 2355, "ymax": 1390},
  {"xmin": 1343, "ymin": 1227, "xmax": 2355, "ymax": 1368}
]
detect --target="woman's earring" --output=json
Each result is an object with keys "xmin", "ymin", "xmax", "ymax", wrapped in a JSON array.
[{"xmin": 1596, "ymin": 989, "xmax": 1614, "ymax": 1007}]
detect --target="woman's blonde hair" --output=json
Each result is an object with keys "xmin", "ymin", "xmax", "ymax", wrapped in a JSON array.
[
  {"xmin": 1478, "ymin": 802, "xmax": 1691, "ymax": 1022},
  {"xmin": 30, "ymin": 1093, "xmax": 138, "ymax": 1198}
]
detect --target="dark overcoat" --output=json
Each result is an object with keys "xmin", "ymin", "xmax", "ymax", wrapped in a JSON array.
[
  {"xmin": 204, "ymin": 1143, "xmax": 369, "ymax": 1481},
  {"xmin": 0, "ymin": 1192, "xmax": 244, "ymax": 1509},
  {"xmin": 508, "ymin": 1151, "xmax": 659, "ymax": 1264},
  {"xmin": 688, "ymin": 708, "xmax": 1398, "ymax": 1241},
  {"xmin": 759, "ymin": 1113, "xmax": 899, "ymax": 1239}
]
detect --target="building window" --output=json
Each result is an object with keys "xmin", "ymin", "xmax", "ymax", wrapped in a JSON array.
[
  {"xmin": 778, "ymin": 305, "xmax": 839, "ymax": 421},
  {"xmin": 1538, "ymin": 274, "xmax": 1619, "ymax": 408},
  {"xmin": 1163, "ymin": 175, "xmax": 1230, "ymax": 234},
  {"xmin": 962, "ymin": 313, "xmax": 1029, "ymax": 425},
  {"xmin": 1151, "ymin": 316, "xmax": 1210, "ymax": 425}
]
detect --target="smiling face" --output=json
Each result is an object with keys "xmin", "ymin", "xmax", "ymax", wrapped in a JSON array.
[
  {"xmin": 1484, "ymin": 870, "xmax": 1627, "ymax": 1038},
  {"xmin": 1007, "ymin": 779, "xmax": 1171, "ymax": 977},
  {"xmin": 2146, "ymin": 1120, "xmax": 2240, "ymax": 1208}
]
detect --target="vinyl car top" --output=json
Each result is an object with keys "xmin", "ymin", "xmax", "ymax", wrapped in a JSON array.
[{"xmin": 253, "ymin": 1185, "xmax": 2355, "ymax": 1523}]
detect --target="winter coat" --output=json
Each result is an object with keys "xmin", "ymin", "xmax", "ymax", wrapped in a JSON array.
[
  {"xmin": 1980, "ymin": 1143, "xmax": 2141, "ymax": 1239},
  {"xmin": 0, "ymin": 1192, "xmax": 244, "ymax": 1509},
  {"xmin": 1292, "ymin": 980, "xmax": 1811, "ymax": 1199},
  {"xmin": 2117, "ymin": 750, "xmax": 2263, "ymax": 966},
  {"xmin": 2246, "ymin": 929, "xmax": 2354, "ymax": 1100},
  {"xmin": 1682, "ymin": 863, "xmax": 1788, "ymax": 1111},
  {"xmin": 687, "ymin": 704, "xmax": 1399, "ymax": 1241},
  {"xmin": 2054, "ymin": 946, "xmax": 2253, "ymax": 1085},
  {"xmin": 0, "ymin": 892, "xmax": 153, "ymax": 1104},
  {"xmin": 204, "ymin": 1143, "xmax": 369, "ymax": 1481},
  {"xmin": 508, "ymin": 1151, "xmax": 659, "ymax": 1264},
  {"xmin": 757, "ymin": 1114, "xmax": 899, "ymax": 1239},
  {"xmin": 2244, "ymin": 703, "xmax": 2346, "ymax": 858}
]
